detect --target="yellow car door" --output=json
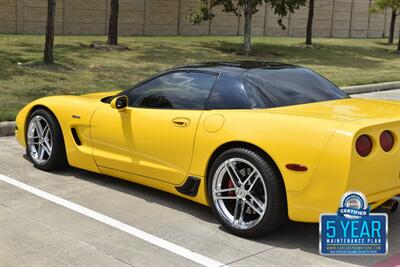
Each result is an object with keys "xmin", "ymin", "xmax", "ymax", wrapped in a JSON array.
[
  {"xmin": 126, "ymin": 108, "xmax": 203, "ymax": 184},
  {"xmin": 91, "ymin": 70, "xmax": 218, "ymax": 185}
]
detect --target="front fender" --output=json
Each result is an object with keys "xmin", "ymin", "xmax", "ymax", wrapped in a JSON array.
[{"xmin": 15, "ymin": 95, "xmax": 103, "ymax": 173}]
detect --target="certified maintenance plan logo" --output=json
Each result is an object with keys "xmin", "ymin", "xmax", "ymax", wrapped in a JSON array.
[{"xmin": 320, "ymin": 191, "xmax": 388, "ymax": 255}]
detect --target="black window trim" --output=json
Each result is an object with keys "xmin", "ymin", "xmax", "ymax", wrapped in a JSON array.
[{"xmin": 119, "ymin": 69, "xmax": 221, "ymax": 111}]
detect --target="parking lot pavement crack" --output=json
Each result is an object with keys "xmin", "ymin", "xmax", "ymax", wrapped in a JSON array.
[
  {"xmin": 0, "ymin": 202, "xmax": 9, "ymax": 208},
  {"xmin": 78, "ymin": 241, "xmax": 137, "ymax": 267},
  {"xmin": 223, "ymin": 235, "xmax": 307, "ymax": 266}
]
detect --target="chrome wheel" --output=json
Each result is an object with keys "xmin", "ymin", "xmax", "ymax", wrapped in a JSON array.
[
  {"xmin": 212, "ymin": 158, "xmax": 268, "ymax": 230},
  {"xmin": 27, "ymin": 115, "xmax": 53, "ymax": 165}
]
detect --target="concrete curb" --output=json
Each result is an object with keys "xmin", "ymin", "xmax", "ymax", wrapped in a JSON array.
[
  {"xmin": 342, "ymin": 81, "xmax": 400, "ymax": 95},
  {"xmin": 1, "ymin": 81, "xmax": 399, "ymax": 137},
  {"xmin": 0, "ymin": 121, "xmax": 16, "ymax": 137}
]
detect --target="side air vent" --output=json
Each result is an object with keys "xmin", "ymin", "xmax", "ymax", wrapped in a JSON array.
[{"xmin": 71, "ymin": 128, "xmax": 82, "ymax": 146}]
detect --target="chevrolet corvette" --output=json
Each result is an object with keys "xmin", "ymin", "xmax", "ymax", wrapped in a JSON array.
[{"xmin": 15, "ymin": 62, "xmax": 400, "ymax": 237}]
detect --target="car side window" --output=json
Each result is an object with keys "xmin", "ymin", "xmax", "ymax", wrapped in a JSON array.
[
  {"xmin": 207, "ymin": 75, "xmax": 251, "ymax": 109},
  {"xmin": 243, "ymin": 79, "xmax": 274, "ymax": 108},
  {"xmin": 127, "ymin": 71, "xmax": 217, "ymax": 110}
]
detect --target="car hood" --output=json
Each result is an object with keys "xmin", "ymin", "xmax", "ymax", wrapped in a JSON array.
[
  {"xmin": 80, "ymin": 90, "xmax": 121, "ymax": 100},
  {"xmin": 266, "ymin": 98, "xmax": 400, "ymax": 122}
]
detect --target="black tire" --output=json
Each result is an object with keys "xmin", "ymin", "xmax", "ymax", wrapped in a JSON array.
[
  {"xmin": 207, "ymin": 147, "xmax": 287, "ymax": 237},
  {"xmin": 26, "ymin": 109, "xmax": 68, "ymax": 171}
]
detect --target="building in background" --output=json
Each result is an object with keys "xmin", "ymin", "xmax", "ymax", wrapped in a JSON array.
[{"xmin": 0, "ymin": 0, "xmax": 399, "ymax": 38}]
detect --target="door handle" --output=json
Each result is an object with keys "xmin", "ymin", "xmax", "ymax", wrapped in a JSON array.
[{"xmin": 172, "ymin": 117, "xmax": 190, "ymax": 127}]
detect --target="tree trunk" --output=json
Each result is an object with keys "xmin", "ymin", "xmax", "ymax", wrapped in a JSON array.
[
  {"xmin": 397, "ymin": 29, "xmax": 400, "ymax": 53},
  {"xmin": 306, "ymin": 0, "xmax": 314, "ymax": 46},
  {"xmin": 243, "ymin": 8, "xmax": 252, "ymax": 55},
  {"xmin": 388, "ymin": 10, "xmax": 396, "ymax": 45},
  {"xmin": 107, "ymin": 0, "xmax": 119, "ymax": 46},
  {"xmin": 43, "ymin": 0, "xmax": 56, "ymax": 64}
]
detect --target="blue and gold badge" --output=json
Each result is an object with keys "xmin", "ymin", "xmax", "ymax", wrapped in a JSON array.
[{"xmin": 320, "ymin": 191, "xmax": 388, "ymax": 255}]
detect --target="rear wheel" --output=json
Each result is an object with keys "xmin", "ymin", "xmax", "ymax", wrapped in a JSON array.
[
  {"xmin": 208, "ymin": 147, "xmax": 287, "ymax": 237},
  {"xmin": 26, "ymin": 109, "xmax": 67, "ymax": 171}
]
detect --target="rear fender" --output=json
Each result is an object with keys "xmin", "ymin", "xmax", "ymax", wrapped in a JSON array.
[{"xmin": 190, "ymin": 110, "xmax": 346, "ymax": 207}]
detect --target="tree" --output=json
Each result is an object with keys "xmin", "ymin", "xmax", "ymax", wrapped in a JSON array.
[
  {"xmin": 388, "ymin": 9, "xmax": 397, "ymax": 44},
  {"xmin": 398, "ymin": 29, "xmax": 400, "ymax": 52},
  {"xmin": 188, "ymin": 0, "xmax": 306, "ymax": 55},
  {"xmin": 44, "ymin": 0, "xmax": 56, "ymax": 64},
  {"xmin": 107, "ymin": 0, "xmax": 119, "ymax": 46},
  {"xmin": 305, "ymin": 0, "xmax": 314, "ymax": 46},
  {"xmin": 370, "ymin": 0, "xmax": 400, "ymax": 44}
]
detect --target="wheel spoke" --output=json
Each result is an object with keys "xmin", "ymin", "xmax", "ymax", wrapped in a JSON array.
[
  {"xmin": 248, "ymin": 193, "xmax": 265, "ymax": 210},
  {"xmin": 43, "ymin": 125, "xmax": 50, "ymax": 139},
  {"xmin": 28, "ymin": 136, "xmax": 39, "ymax": 142},
  {"xmin": 42, "ymin": 144, "xmax": 51, "ymax": 156},
  {"xmin": 233, "ymin": 199, "xmax": 240, "ymax": 222},
  {"xmin": 35, "ymin": 117, "xmax": 44, "ymax": 136},
  {"xmin": 233, "ymin": 200, "xmax": 246, "ymax": 225},
  {"xmin": 225, "ymin": 161, "xmax": 242, "ymax": 187},
  {"xmin": 248, "ymin": 175, "xmax": 260, "ymax": 192},
  {"xmin": 245, "ymin": 200, "xmax": 263, "ymax": 216},
  {"xmin": 238, "ymin": 201, "xmax": 246, "ymax": 224},
  {"xmin": 215, "ymin": 196, "xmax": 237, "ymax": 200},
  {"xmin": 44, "ymin": 139, "xmax": 52, "ymax": 151},
  {"xmin": 38, "ymin": 145, "xmax": 45, "ymax": 160},
  {"xmin": 242, "ymin": 169, "xmax": 256, "ymax": 186},
  {"xmin": 28, "ymin": 141, "xmax": 39, "ymax": 145},
  {"xmin": 224, "ymin": 163, "xmax": 239, "ymax": 188},
  {"xmin": 228, "ymin": 161, "xmax": 242, "ymax": 184},
  {"xmin": 215, "ymin": 188, "xmax": 236, "ymax": 194}
]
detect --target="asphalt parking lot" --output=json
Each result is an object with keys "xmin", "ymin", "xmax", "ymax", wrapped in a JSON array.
[{"xmin": 1, "ymin": 90, "xmax": 400, "ymax": 267}]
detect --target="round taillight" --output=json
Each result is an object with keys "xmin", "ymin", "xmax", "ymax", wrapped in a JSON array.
[
  {"xmin": 380, "ymin": 131, "xmax": 394, "ymax": 152},
  {"xmin": 356, "ymin": 135, "xmax": 373, "ymax": 157}
]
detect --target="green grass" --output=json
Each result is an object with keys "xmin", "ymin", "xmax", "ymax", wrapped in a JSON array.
[{"xmin": 0, "ymin": 34, "xmax": 399, "ymax": 121}]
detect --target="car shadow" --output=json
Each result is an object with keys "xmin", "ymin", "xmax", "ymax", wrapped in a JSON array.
[
  {"xmin": 46, "ymin": 164, "xmax": 399, "ymax": 267},
  {"xmin": 52, "ymin": 166, "xmax": 217, "ymax": 223}
]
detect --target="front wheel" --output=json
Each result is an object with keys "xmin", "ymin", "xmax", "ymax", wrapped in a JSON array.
[
  {"xmin": 26, "ymin": 109, "xmax": 67, "ymax": 171},
  {"xmin": 208, "ymin": 147, "xmax": 287, "ymax": 237}
]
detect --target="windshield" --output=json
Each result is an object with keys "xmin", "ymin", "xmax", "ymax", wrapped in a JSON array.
[{"xmin": 242, "ymin": 67, "xmax": 348, "ymax": 108}]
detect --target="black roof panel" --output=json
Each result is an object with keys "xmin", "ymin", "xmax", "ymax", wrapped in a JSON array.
[{"xmin": 172, "ymin": 61, "xmax": 298, "ymax": 74}]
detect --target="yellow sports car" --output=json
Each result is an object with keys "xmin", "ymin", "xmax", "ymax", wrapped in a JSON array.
[{"xmin": 15, "ymin": 62, "xmax": 400, "ymax": 237}]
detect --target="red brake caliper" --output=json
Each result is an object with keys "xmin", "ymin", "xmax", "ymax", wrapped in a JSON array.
[{"xmin": 227, "ymin": 179, "xmax": 235, "ymax": 196}]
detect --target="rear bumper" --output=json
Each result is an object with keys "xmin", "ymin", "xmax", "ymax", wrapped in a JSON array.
[
  {"xmin": 368, "ymin": 187, "xmax": 400, "ymax": 210},
  {"xmin": 287, "ymin": 185, "xmax": 400, "ymax": 223}
]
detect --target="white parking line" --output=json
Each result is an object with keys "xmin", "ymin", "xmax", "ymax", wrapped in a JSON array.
[{"xmin": 0, "ymin": 174, "xmax": 225, "ymax": 267}]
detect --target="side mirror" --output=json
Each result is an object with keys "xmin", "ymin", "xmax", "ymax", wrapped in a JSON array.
[{"xmin": 110, "ymin": 95, "xmax": 128, "ymax": 111}]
